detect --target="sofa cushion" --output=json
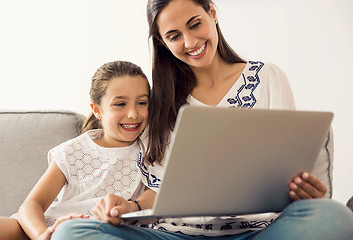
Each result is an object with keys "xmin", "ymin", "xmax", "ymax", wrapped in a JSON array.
[
  {"xmin": 0, "ymin": 111, "xmax": 85, "ymax": 216},
  {"xmin": 311, "ymin": 127, "xmax": 334, "ymax": 198}
]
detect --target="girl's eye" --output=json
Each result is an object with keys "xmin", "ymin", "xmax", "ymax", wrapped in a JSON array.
[
  {"xmin": 190, "ymin": 22, "xmax": 201, "ymax": 30},
  {"xmin": 114, "ymin": 102, "xmax": 126, "ymax": 107},
  {"xmin": 138, "ymin": 101, "xmax": 148, "ymax": 106}
]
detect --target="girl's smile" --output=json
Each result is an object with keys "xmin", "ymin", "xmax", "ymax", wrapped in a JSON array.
[{"xmin": 120, "ymin": 123, "xmax": 142, "ymax": 131}]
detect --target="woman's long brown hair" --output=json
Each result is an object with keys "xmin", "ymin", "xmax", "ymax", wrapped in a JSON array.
[{"xmin": 145, "ymin": 0, "xmax": 246, "ymax": 165}]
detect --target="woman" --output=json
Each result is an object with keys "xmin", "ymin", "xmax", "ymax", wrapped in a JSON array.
[{"xmin": 52, "ymin": 0, "xmax": 353, "ymax": 239}]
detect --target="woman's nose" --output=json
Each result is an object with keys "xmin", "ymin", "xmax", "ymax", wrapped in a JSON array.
[{"xmin": 184, "ymin": 33, "xmax": 198, "ymax": 49}]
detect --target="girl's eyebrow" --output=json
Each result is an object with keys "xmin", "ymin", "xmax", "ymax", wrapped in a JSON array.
[
  {"xmin": 163, "ymin": 15, "xmax": 200, "ymax": 36},
  {"xmin": 137, "ymin": 94, "xmax": 149, "ymax": 99},
  {"xmin": 113, "ymin": 94, "xmax": 149, "ymax": 100}
]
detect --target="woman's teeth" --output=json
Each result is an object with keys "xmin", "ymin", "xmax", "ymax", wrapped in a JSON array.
[{"xmin": 188, "ymin": 43, "xmax": 205, "ymax": 56}]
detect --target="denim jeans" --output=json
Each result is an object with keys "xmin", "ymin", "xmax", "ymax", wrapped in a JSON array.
[{"xmin": 51, "ymin": 199, "xmax": 353, "ymax": 240}]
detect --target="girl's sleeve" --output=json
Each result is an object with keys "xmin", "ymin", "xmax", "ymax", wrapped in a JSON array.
[{"xmin": 48, "ymin": 143, "xmax": 70, "ymax": 182}]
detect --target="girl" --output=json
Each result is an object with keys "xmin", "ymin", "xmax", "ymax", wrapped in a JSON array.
[
  {"xmin": 0, "ymin": 60, "xmax": 150, "ymax": 240},
  {"xmin": 52, "ymin": 0, "xmax": 353, "ymax": 239}
]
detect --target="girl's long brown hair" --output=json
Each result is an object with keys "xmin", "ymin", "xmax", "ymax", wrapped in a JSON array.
[{"xmin": 146, "ymin": 0, "xmax": 246, "ymax": 165}]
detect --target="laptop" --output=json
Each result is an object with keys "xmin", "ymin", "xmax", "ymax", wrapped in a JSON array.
[{"xmin": 120, "ymin": 105, "xmax": 333, "ymax": 220}]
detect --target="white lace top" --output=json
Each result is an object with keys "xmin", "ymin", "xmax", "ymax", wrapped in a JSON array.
[{"xmin": 44, "ymin": 129, "xmax": 144, "ymax": 225}]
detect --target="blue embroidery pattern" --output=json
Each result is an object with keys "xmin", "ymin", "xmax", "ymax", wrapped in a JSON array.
[
  {"xmin": 136, "ymin": 151, "xmax": 161, "ymax": 188},
  {"xmin": 227, "ymin": 61, "xmax": 264, "ymax": 108}
]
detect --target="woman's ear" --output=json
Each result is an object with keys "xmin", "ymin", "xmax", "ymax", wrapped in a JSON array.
[
  {"xmin": 209, "ymin": 2, "xmax": 217, "ymax": 22},
  {"xmin": 90, "ymin": 102, "xmax": 102, "ymax": 120},
  {"xmin": 155, "ymin": 35, "xmax": 169, "ymax": 50}
]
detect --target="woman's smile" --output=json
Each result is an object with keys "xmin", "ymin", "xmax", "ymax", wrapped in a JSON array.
[{"xmin": 186, "ymin": 42, "xmax": 207, "ymax": 58}]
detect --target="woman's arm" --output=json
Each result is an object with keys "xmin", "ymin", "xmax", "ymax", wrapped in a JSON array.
[
  {"xmin": 93, "ymin": 187, "xmax": 156, "ymax": 225},
  {"xmin": 17, "ymin": 160, "xmax": 67, "ymax": 239}
]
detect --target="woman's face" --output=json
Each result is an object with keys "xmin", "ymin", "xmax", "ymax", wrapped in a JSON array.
[{"xmin": 157, "ymin": 0, "xmax": 218, "ymax": 70}]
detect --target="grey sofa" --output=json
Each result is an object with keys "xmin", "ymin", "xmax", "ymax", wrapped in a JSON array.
[
  {"xmin": 0, "ymin": 110, "xmax": 351, "ymax": 218},
  {"xmin": 0, "ymin": 111, "xmax": 86, "ymax": 217}
]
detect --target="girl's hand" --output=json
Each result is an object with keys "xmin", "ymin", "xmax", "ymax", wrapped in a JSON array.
[
  {"xmin": 93, "ymin": 194, "xmax": 137, "ymax": 225},
  {"xmin": 289, "ymin": 172, "xmax": 327, "ymax": 201},
  {"xmin": 36, "ymin": 213, "xmax": 89, "ymax": 240}
]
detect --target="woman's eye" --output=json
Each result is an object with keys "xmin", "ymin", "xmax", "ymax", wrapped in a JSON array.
[
  {"xmin": 169, "ymin": 34, "xmax": 180, "ymax": 42},
  {"xmin": 190, "ymin": 22, "xmax": 201, "ymax": 30}
]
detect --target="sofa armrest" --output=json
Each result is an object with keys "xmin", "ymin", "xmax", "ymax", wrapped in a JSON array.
[{"xmin": 311, "ymin": 126, "xmax": 334, "ymax": 198}]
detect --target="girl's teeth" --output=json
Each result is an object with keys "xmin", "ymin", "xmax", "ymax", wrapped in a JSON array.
[
  {"xmin": 189, "ymin": 43, "xmax": 205, "ymax": 56},
  {"xmin": 122, "ymin": 124, "xmax": 138, "ymax": 129}
]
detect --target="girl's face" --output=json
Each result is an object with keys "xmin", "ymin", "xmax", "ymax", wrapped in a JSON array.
[
  {"xmin": 91, "ymin": 76, "xmax": 149, "ymax": 148},
  {"xmin": 157, "ymin": 0, "xmax": 218, "ymax": 70}
]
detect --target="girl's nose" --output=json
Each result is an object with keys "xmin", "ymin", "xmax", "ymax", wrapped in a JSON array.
[{"xmin": 127, "ymin": 107, "xmax": 138, "ymax": 119}]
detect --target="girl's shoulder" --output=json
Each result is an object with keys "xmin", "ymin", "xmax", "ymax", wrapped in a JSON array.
[{"xmin": 48, "ymin": 129, "xmax": 102, "ymax": 158}]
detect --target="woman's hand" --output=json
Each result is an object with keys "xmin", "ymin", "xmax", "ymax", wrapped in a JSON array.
[
  {"xmin": 36, "ymin": 213, "xmax": 89, "ymax": 240},
  {"xmin": 92, "ymin": 194, "xmax": 137, "ymax": 225},
  {"xmin": 289, "ymin": 172, "xmax": 327, "ymax": 201}
]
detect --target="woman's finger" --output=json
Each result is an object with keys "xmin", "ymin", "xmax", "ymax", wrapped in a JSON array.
[
  {"xmin": 301, "ymin": 172, "xmax": 327, "ymax": 196},
  {"xmin": 289, "ymin": 182, "xmax": 312, "ymax": 200}
]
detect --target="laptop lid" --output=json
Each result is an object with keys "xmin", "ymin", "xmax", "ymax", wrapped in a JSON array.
[{"xmin": 120, "ymin": 106, "xmax": 333, "ymax": 220}]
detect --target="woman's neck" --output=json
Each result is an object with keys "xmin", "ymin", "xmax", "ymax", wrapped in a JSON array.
[
  {"xmin": 190, "ymin": 52, "xmax": 246, "ymax": 106},
  {"xmin": 191, "ymin": 52, "xmax": 226, "ymax": 88}
]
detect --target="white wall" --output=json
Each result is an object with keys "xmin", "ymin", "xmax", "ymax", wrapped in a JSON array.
[{"xmin": 1, "ymin": 0, "xmax": 352, "ymax": 205}]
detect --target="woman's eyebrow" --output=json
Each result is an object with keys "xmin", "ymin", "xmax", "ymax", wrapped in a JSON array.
[
  {"xmin": 186, "ymin": 15, "xmax": 200, "ymax": 25},
  {"xmin": 163, "ymin": 15, "xmax": 200, "ymax": 36}
]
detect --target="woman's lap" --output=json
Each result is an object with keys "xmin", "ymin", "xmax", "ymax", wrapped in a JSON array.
[
  {"xmin": 51, "ymin": 199, "xmax": 353, "ymax": 240},
  {"xmin": 51, "ymin": 219, "xmax": 258, "ymax": 240},
  {"xmin": 253, "ymin": 198, "xmax": 353, "ymax": 239}
]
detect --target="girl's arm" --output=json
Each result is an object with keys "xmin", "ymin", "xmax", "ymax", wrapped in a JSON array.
[
  {"xmin": 17, "ymin": 160, "xmax": 67, "ymax": 239},
  {"xmin": 93, "ymin": 187, "xmax": 156, "ymax": 225}
]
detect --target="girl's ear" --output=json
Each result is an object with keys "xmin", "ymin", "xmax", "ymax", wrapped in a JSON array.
[
  {"xmin": 90, "ymin": 102, "xmax": 102, "ymax": 120},
  {"xmin": 208, "ymin": 2, "xmax": 217, "ymax": 22}
]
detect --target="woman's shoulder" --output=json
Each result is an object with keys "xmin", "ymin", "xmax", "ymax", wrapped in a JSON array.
[
  {"xmin": 244, "ymin": 60, "xmax": 289, "ymax": 85},
  {"xmin": 245, "ymin": 61, "xmax": 284, "ymax": 74},
  {"xmin": 244, "ymin": 60, "xmax": 295, "ymax": 109}
]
